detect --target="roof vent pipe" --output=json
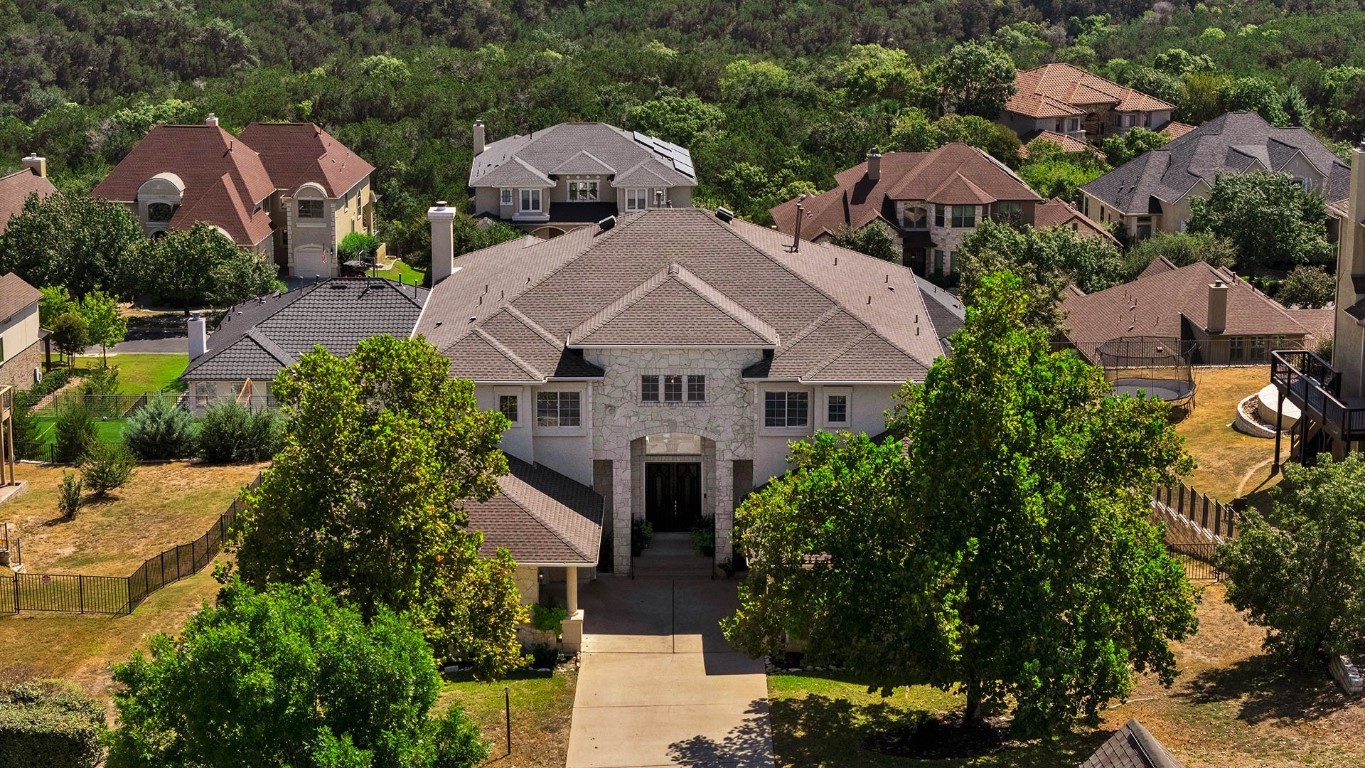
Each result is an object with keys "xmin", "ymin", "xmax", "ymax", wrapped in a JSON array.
[
  {"xmin": 597, "ymin": 215, "xmax": 616, "ymax": 231},
  {"xmin": 792, "ymin": 194, "xmax": 807, "ymax": 252}
]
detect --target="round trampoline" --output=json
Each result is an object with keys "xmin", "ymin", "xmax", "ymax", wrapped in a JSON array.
[{"xmin": 1098, "ymin": 336, "xmax": 1196, "ymax": 407}]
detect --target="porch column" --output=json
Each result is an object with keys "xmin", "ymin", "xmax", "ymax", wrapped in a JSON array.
[
  {"xmin": 565, "ymin": 566, "xmax": 578, "ymax": 615},
  {"xmin": 612, "ymin": 458, "xmax": 632, "ymax": 575},
  {"xmin": 714, "ymin": 459, "xmax": 734, "ymax": 563}
]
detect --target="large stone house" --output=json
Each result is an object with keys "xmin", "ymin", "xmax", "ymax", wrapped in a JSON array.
[
  {"xmin": 468, "ymin": 121, "xmax": 697, "ymax": 237},
  {"xmin": 1002, "ymin": 63, "xmax": 1188, "ymax": 144},
  {"xmin": 417, "ymin": 206, "xmax": 947, "ymax": 574},
  {"xmin": 0, "ymin": 154, "xmax": 56, "ymax": 235},
  {"xmin": 93, "ymin": 116, "xmax": 377, "ymax": 278},
  {"xmin": 770, "ymin": 143, "xmax": 1110, "ymax": 279},
  {"xmin": 1080, "ymin": 111, "xmax": 1350, "ymax": 240}
]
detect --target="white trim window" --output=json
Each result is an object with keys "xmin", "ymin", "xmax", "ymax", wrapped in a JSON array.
[
  {"xmin": 536, "ymin": 391, "xmax": 580, "ymax": 427},
  {"xmin": 825, "ymin": 390, "xmax": 849, "ymax": 426},
  {"xmin": 764, "ymin": 391, "xmax": 809, "ymax": 428},
  {"xmin": 641, "ymin": 374, "xmax": 705, "ymax": 403},
  {"xmin": 626, "ymin": 188, "xmax": 651, "ymax": 211},
  {"xmin": 500, "ymin": 188, "xmax": 513, "ymax": 206},
  {"xmin": 568, "ymin": 180, "xmax": 599, "ymax": 202},
  {"xmin": 520, "ymin": 188, "xmax": 542, "ymax": 212},
  {"xmin": 498, "ymin": 394, "xmax": 519, "ymax": 425}
]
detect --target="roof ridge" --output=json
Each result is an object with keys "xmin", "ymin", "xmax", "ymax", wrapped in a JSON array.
[
  {"xmin": 492, "ymin": 473, "xmax": 593, "ymax": 562},
  {"xmin": 501, "ymin": 304, "xmax": 566, "ymax": 348},
  {"xmin": 780, "ymin": 305, "xmax": 851, "ymax": 350},
  {"xmin": 802, "ymin": 327, "xmax": 878, "ymax": 380},
  {"xmin": 471, "ymin": 327, "xmax": 546, "ymax": 381},
  {"xmin": 245, "ymin": 327, "xmax": 294, "ymax": 367}
]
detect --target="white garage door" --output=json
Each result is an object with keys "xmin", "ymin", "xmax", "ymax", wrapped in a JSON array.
[{"xmin": 293, "ymin": 246, "xmax": 333, "ymax": 279}]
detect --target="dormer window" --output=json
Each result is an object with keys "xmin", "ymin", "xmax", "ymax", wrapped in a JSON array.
[{"xmin": 568, "ymin": 180, "xmax": 599, "ymax": 202}]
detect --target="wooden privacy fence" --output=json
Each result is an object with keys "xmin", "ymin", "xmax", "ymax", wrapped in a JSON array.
[
  {"xmin": 1152, "ymin": 481, "xmax": 1240, "ymax": 540},
  {"xmin": 1, "ymin": 472, "xmax": 262, "ymax": 616}
]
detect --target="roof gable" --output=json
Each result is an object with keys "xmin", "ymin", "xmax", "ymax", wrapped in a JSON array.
[
  {"xmin": 238, "ymin": 122, "xmax": 374, "ymax": 197},
  {"xmin": 1009, "ymin": 64, "xmax": 1174, "ymax": 118},
  {"xmin": 0, "ymin": 168, "xmax": 56, "ymax": 236},
  {"xmin": 549, "ymin": 150, "xmax": 616, "ymax": 176},
  {"xmin": 470, "ymin": 122, "xmax": 696, "ymax": 188}
]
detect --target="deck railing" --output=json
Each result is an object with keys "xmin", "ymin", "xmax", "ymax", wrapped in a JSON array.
[{"xmin": 1270, "ymin": 350, "xmax": 1365, "ymax": 441}]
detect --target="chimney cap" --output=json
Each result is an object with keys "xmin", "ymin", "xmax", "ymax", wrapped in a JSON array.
[{"xmin": 867, "ymin": 147, "xmax": 882, "ymax": 157}]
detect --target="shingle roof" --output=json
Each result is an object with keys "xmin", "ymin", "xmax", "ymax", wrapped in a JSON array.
[
  {"xmin": 183, "ymin": 278, "xmax": 429, "ymax": 380},
  {"xmin": 1019, "ymin": 129, "xmax": 1095, "ymax": 158},
  {"xmin": 466, "ymin": 456, "xmax": 603, "ymax": 565},
  {"xmin": 417, "ymin": 208, "xmax": 943, "ymax": 385},
  {"xmin": 1080, "ymin": 720, "xmax": 1185, "ymax": 768},
  {"xmin": 1034, "ymin": 197, "xmax": 1119, "ymax": 245},
  {"xmin": 1009, "ymin": 64, "xmax": 1174, "ymax": 119},
  {"xmin": 916, "ymin": 277, "xmax": 964, "ymax": 344},
  {"xmin": 770, "ymin": 143, "xmax": 1039, "ymax": 240},
  {"xmin": 0, "ymin": 167, "xmax": 56, "ymax": 236},
  {"xmin": 238, "ymin": 122, "xmax": 374, "ymax": 197},
  {"xmin": 470, "ymin": 123, "xmax": 696, "ymax": 188},
  {"xmin": 1081, "ymin": 112, "xmax": 1351, "ymax": 214},
  {"xmin": 0, "ymin": 273, "xmax": 41, "ymax": 323},
  {"xmin": 94, "ymin": 125, "xmax": 277, "ymax": 247},
  {"xmin": 1062, "ymin": 259, "xmax": 1312, "ymax": 345}
]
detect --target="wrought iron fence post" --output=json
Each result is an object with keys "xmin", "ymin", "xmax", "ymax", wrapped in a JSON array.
[{"xmin": 77, "ymin": 575, "xmax": 83, "ymax": 614}]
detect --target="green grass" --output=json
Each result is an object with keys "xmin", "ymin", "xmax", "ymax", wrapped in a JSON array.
[
  {"xmin": 375, "ymin": 258, "xmax": 425, "ymax": 286},
  {"xmin": 30, "ymin": 416, "xmax": 125, "ymax": 455},
  {"xmin": 437, "ymin": 668, "xmax": 576, "ymax": 768},
  {"xmin": 73, "ymin": 353, "xmax": 188, "ymax": 394}
]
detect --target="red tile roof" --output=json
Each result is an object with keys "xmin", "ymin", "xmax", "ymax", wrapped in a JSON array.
[
  {"xmin": 1160, "ymin": 121, "xmax": 1197, "ymax": 141},
  {"xmin": 93, "ymin": 125, "xmax": 276, "ymax": 247},
  {"xmin": 770, "ymin": 143, "xmax": 1039, "ymax": 239},
  {"xmin": 239, "ymin": 122, "xmax": 374, "ymax": 197},
  {"xmin": 1019, "ymin": 129, "xmax": 1096, "ymax": 158},
  {"xmin": 1009, "ymin": 64, "xmax": 1174, "ymax": 119},
  {"xmin": 0, "ymin": 167, "xmax": 56, "ymax": 235}
]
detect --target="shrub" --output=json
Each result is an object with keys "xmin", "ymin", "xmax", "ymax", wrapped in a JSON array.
[
  {"xmin": 691, "ymin": 516, "xmax": 716, "ymax": 557},
  {"xmin": 20, "ymin": 367, "xmax": 74, "ymax": 405},
  {"xmin": 631, "ymin": 518, "xmax": 653, "ymax": 557},
  {"xmin": 196, "ymin": 402, "xmax": 282, "ymax": 463},
  {"xmin": 528, "ymin": 644, "xmax": 560, "ymax": 669},
  {"xmin": 122, "ymin": 396, "xmax": 196, "ymax": 459},
  {"xmin": 338, "ymin": 232, "xmax": 382, "ymax": 264},
  {"xmin": 78, "ymin": 442, "xmax": 136, "ymax": 498},
  {"xmin": 0, "ymin": 680, "xmax": 104, "ymax": 768},
  {"xmin": 57, "ymin": 473, "xmax": 82, "ymax": 520},
  {"xmin": 52, "ymin": 403, "xmax": 96, "ymax": 464},
  {"xmin": 10, "ymin": 398, "xmax": 42, "ymax": 461},
  {"xmin": 530, "ymin": 603, "xmax": 568, "ymax": 634},
  {"xmin": 75, "ymin": 366, "xmax": 120, "ymax": 416}
]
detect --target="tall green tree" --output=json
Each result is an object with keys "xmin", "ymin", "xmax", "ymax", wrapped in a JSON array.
[
  {"xmin": 727, "ymin": 272, "xmax": 1197, "ymax": 737},
  {"xmin": 1219, "ymin": 76, "xmax": 1289, "ymax": 126},
  {"xmin": 234, "ymin": 335, "xmax": 526, "ymax": 677},
  {"xmin": 38, "ymin": 285, "xmax": 76, "ymax": 327},
  {"xmin": 131, "ymin": 223, "xmax": 277, "ymax": 313},
  {"xmin": 1216, "ymin": 455, "xmax": 1365, "ymax": 668},
  {"xmin": 107, "ymin": 576, "xmax": 489, "ymax": 768},
  {"xmin": 927, "ymin": 42, "xmax": 1017, "ymax": 119},
  {"xmin": 1188, "ymin": 171, "xmax": 1334, "ymax": 272},
  {"xmin": 1277, "ymin": 265, "xmax": 1335, "ymax": 309},
  {"xmin": 828, "ymin": 221, "xmax": 898, "ymax": 262},
  {"xmin": 77, "ymin": 290, "xmax": 125, "ymax": 366},
  {"xmin": 1098, "ymin": 126, "xmax": 1169, "ymax": 166},
  {"xmin": 0, "ymin": 190, "xmax": 142, "ymax": 299},
  {"xmin": 956, "ymin": 219, "xmax": 1124, "ymax": 333},
  {"xmin": 1121, "ymin": 231, "xmax": 1237, "ymax": 279}
]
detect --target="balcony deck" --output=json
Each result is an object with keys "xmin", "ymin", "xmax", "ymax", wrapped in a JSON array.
[{"xmin": 1270, "ymin": 349, "xmax": 1365, "ymax": 442}]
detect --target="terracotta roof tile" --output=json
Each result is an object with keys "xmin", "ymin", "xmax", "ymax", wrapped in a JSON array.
[
  {"xmin": 1008, "ymin": 64, "xmax": 1174, "ymax": 119},
  {"xmin": 1019, "ymin": 130, "xmax": 1095, "ymax": 158},
  {"xmin": 0, "ymin": 168, "xmax": 55, "ymax": 235},
  {"xmin": 238, "ymin": 122, "xmax": 374, "ymax": 197}
]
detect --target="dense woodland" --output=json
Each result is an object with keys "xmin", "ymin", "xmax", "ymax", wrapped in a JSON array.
[{"xmin": 4, "ymin": 0, "xmax": 1365, "ymax": 247}]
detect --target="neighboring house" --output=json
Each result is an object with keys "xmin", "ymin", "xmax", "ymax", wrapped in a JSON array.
[
  {"xmin": 239, "ymin": 122, "xmax": 378, "ymax": 277},
  {"xmin": 1080, "ymin": 719, "xmax": 1185, "ymax": 768},
  {"xmin": 468, "ymin": 121, "xmax": 697, "ymax": 237},
  {"xmin": 417, "ymin": 206, "xmax": 947, "ymax": 574},
  {"xmin": 1062, "ymin": 258, "xmax": 1319, "ymax": 365},
  {"xmin": 0, "ymin": 274, "xmax": 43, "ymax": 390},
  {"xmin": 1018, "ymin": 129, "xmax": 1099, "ymax": 159},
  {"xmin": 0, "ymin": 155, "xmax": 56, "ymax": 235},
  {"xmin": 181, "ymin": 278, "xmax": 428, "ymax": 411},
  {"xmin": 1080, "ymin": 111, "xmax": 1350, "ymax": 240},
  {"xmin": 770, "ymin": 143, "xmax": 1043, "ymax": 279},
  {"xmin": 1002, "ymin": 63, "xmax": 1186, "ymax": 144},
  {"xmin": 93, "ymin": 116, "xmax": 379, "ymax": 277},
  {"xmin": 1275, "ymin": 142, "xmax": 1365, "ymax": 463},
  {"xmin": 1034, "ymin": 197, "xmax": 1120, "ymax": 246}
]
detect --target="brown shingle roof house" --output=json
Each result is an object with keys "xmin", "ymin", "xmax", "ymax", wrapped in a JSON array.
[
  {"xmin": 1034, "ymin": 197, "xmax": 1119, "ymax": 246},
  {"xmin": 239, "ymin": 122, "xmax": 374, "ymax": 198},
  {"xmin": 1062, "ymin": 258, "xmax": 1318, "ymax": 365},
  {"xmin": 1002, "ymin": 64, "xmax": 1179, "ymax": 146},
  {"xmin": 0, "ymin": 155, "xmax": 57, "ymax": 235},
  {"xmin": 770, "ymin": 143, "xmax": 1042, "ymax": 280},
  {"xmin": 1079, "ymin": 719, "xmax": 1185, "ymax": 768},
  {"xmin": 419, "ymin": 205, "xmax": 948, "ymax": 578}
]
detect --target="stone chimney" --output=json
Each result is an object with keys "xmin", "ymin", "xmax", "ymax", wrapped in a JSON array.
[
  {"xmin": 205, "ymin": 113, "xmax": 219, "ymax": 128},
  {"xmin": 188, "ymin": 312, "xmax": 208, "ymax": 360},
  {"xmin": 1207, "ymin": 279, "xmax": 1228, "ymax": 335},
  {"xmin": 473, "ymin": 120, "xmax": 486, "ymax": 156},
  {"xmin": 866, "ymin": 148, "xmax": 882, "ymax": 182},
  {"xmin": 21, "ymin": 153, "xmax": 45, "ymax": 178},
  {"xmin": 428, "ymin": 201, "xmax": 456, "ymax": 285}
]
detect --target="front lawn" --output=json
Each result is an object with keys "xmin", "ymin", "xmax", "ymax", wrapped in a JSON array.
[
  {"xmin": 73, "ymin": 353, "xmax": 188, "ymax": 394},
  {"xmin": 3, "ymin": 460, "xmax": 265, "ymax": 574},
  {"xmin": 438, "ymin": 667, "xmax": 577, "ymax": 768},
  {"xmin": 376, "ymin": 258, "xmax": 425, "ymax": 286},
  {"xmin": 1175, "ymin": 366, "xmax": 1279, "ymax": 505},
  {"xmin": 768, "ymin": 586, "xmax": 1365, "ymax": 767}
]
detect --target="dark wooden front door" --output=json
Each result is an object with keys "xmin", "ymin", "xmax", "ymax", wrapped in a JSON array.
[{"xmin": 645, "ymin": 462, "xmax": 702, "ymax": 532}]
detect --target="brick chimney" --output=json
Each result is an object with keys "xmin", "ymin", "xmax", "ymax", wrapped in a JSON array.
[
  {"xmin": 473, "ymin": 120, "xmax": 486, "ymax": 156},
  {"xmin": 866, "ymin": 148, "xmax": 882, "ymax": 182},
  {"xmin": 1207, "ymin": 279, "xmax": 1228, "ymax": 335},
  {"xmin": 428, "ymin": 201, "xmax": 456, "ymax": 285},
  {"xmin": 205, "ymin": 113, "xmax": 219, "ymax": 128},
  {"xmin": 21, "ymin": 153, "xmax": 45, "ymax": 178}
]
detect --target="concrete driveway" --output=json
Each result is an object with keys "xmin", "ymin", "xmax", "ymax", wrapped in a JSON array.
[{"xmin": 565, "ymin": 576, "xmax": 773, "ymax": 768}]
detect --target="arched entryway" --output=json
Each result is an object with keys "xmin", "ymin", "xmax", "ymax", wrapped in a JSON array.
[{"xmin": 640, "ymin": 432, "xmax": 706, "ymax": 533}]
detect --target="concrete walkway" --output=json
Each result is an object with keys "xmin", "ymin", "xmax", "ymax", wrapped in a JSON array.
[{"xmin": 566, "ymin": 550, "xmax": 773, "ymax": 768}]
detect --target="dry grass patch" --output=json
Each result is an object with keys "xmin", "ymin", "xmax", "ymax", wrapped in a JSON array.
[
  {"xmin": 1176, "ymin": 366, "xmax": 1280, "ymax": 504},
  {"xmin": 438, "ymin": 667, "xmax": 577, "ymax": 768},
  {"xmin": 2, "ymin": 461, "xmax": 265, "ymax": 574}
]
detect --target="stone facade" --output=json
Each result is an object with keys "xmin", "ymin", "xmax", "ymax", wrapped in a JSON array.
[{"xmin": 0, "ymin": 339, "xmax": 43, "ymax": 391}]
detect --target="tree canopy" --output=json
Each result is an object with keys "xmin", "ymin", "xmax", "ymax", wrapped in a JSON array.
[
  {"xmin": 828, "ymin": 221, "xmax": 898, "ymax": 262},
  {"xmin": 1188, "ymin": 171, "xmax": 1335, "ymax": 272},
  {"xmin": 107, "ymin": 575, "xmax": 489, "ymax": 768},
  {"xmin": 927, "ymin": 42, "xmax": 1017, "ymax": 119},
  {"xmin": 0, "ymin": 190, "xmax": 141, "ymax": 299},
  {"xmin": 1120, "ymin": 231, "xmax": 1238, "ymax": 279},
  {"xmin": 234, "ymin": 334, "xmax": 526, "ymax": 677},
  {"xmin": 726, "ymin": 271, "xmax": 1198, "ymax": 737},
  {"xmin": 129, "ymin": 223, "xmax": 278, "ymax": 312}
]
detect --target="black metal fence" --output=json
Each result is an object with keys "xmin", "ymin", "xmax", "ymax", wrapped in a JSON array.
[
  {"xmin": 0, "ymin": 472, "xmax": 262, "ymax": 615},
  {"xmin": 1166, "ymin": 542, "xmax": 1224, "ymax": 582}
]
